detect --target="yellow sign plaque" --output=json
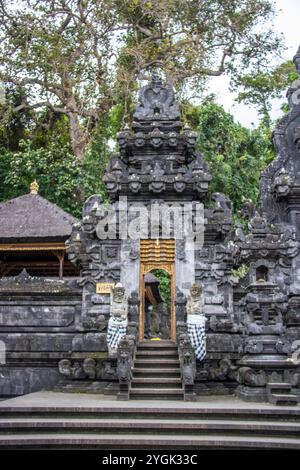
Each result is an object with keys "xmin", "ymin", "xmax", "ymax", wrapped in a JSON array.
[{"xmin": 96, "ymin": 283, "xmax": 115, "ymax": 294}]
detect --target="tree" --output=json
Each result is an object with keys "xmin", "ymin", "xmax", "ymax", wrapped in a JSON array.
[
  {"xmin": 0, "ymin": 0, "xmax": 119, "ymax": 158},
  {"xmin": 0, "ymin": 138, "xmax": 110, "ymax": 217},
  {"xmin": 186, "ymin": 100, "xmax": 275, "ymax": 215},
  {"xmin": 0, "ymin": 0, "xmax": 282, "ymax": 158},
  {"xmin": 0, "ymin": 85, "xmax": 34, "ymax": 151},
  {"xmin": 233, "ymin": 60, "xmax": 299, "ymax": 126},
  {"xmin": 0, "ymin": 97, "xmax": 276, "ymax": 219}
]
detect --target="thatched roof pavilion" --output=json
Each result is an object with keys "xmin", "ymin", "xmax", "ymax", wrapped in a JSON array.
[{"xmin": 0, "ymin": 182, "xmax": 79, "ymax": 278}]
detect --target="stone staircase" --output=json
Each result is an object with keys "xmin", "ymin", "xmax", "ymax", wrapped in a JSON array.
[
  {"xmin": 130, "ymin": 340, "xmax": 184, "ymax": 400},
  {"xmin": 0, "ymin": 401, "xmax": 299, "ymax": 449},
  {"xmin": 267, "ymin": 383, "xmax": 298, "ymax": 406}
]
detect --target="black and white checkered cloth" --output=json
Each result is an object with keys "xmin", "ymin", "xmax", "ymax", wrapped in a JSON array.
[
  {"xmin": 107, "ymin": 317, "xmax": 127, "ymax": 349},
  {"xmin": 187, "ymin": 315, "xmax": 207, "ymax": 361}
]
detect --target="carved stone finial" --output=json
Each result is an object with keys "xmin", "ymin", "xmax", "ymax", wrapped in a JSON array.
[
  {"xmin": 30, "ymin": 180, "xmax": 39, "ymax": 194},
  {"xmin": 133, "ymin": 75, "xmax": 181, "ymax": 122},
  {"xmin": 151, "ymin": 70, "xmax": 163, "ymax": 86}
]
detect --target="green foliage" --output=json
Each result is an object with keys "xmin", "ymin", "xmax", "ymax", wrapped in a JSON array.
[
  {"xmin": 188, "ymin": 100, "xmax": 275, "ymax": 213},
  {"xmin": 152, "ymin": 269, "xmax": 171, "ymax": 308},
  {"xmin": 0, "ymin": 0, "xmax": 283, "ymax": 155},
  {"xmin": 0, "ymin": 96, "xmax": 278, "ymax": 219},
  {"xmin": 231, "ymin": 264, "xmax": 249, "ymax": 279},
  {"xmin": 234, "ymin": 60, "xmax": 298, "ymax": 125},
  {"xmin": 0, "ymin": 0, "xmax": 291, "ymax": 221},
  {"xmin": 0, "ymin": 139, "xmax": 110, "ymax": 218},
  {"xmin": 0, "ymin": 95, "xmax": 121, "ymax": 215},
  {"xmin": 0, "ymin": 86, "xmax": 34, "ymax": 151},
  {"xmin": 116, "ymin": 0, "xmax": 282, "ymax": 92},
  {"xmin": 0, "ymin": 86, "xmax": 73, "ymax": 153},
  {"xmin": 30, "ymin": 113, "xmax": 71, "ymax": 150}
]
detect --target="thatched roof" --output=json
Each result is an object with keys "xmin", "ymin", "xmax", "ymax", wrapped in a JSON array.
[
  {"xmin": 144, "ymin": 272, "xmax": 160, "ymax": 285},
  {"xmin": 0, "ymin": 269, "xmax": 77, "ymax": 294},
  {"xmin": 0, "ymin": 193, "xmax": 78, "ymax": 243}
]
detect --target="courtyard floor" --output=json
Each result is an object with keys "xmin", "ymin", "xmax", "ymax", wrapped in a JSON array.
[{"xmin": 0, "ymin": 390, "xmax": 299, "ymax": 411}]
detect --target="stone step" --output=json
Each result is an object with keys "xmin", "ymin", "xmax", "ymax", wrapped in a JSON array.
[
  {"xmin": 134, "ymin": 359, "xmax": 180, "ymax": 368},
  {"xmin": 138, "ymin": 341, "xmax": 177, "ymax": 349},
  {"xmin": 131, "ymin": 377, "xmax": 182, "ymax": 384},
  {"xmin": 268, "ymin": 394, "xmax": 298, "ymax": 407},
  {"xmin": 135, "ymin": 350, "xmax": 179, "ymax": 357},
  {"xmin": 266, "ymin": 382, "xmax": 298, "ymax": 406},
  {"xmin": 129, "ymin": 388, "xmax": 184, "ymax": 400},
  {"xmin": 0, "ymin": 418, "xmax": 299, "ymax": 437},
  {"xmin": 1, "ymin": 404, "xmax": 299, "ymax": 421},
  {"xmin": 137, "ymin": 347, "xmax": 178, "ymax": 352},
  {"xmin": 131, "ymin": 380, "xmax": 183, "ymax": 389},
  {"xmin": 132, "ymin": 368, "xmax": 181, "ymax": 378},
  {"xmin": 267, "ymin": 382, "xmax": 292, "ymax": 390},
  {"xmin": 0, "ymin": 433, "xmax": 299, "ymax": 449},
  {"xmin": 267, "ymin": 383, "xmax": 292, "ymax": 393}
]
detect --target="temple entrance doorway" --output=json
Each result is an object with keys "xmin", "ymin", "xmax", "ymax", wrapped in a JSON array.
[
  {"xmin": 143, "ymin": 269, "xmax": 171, "ymax": 340},
  {"xmin": 139, "ymin": 239, "xmax": 176, "ymax": 341}
]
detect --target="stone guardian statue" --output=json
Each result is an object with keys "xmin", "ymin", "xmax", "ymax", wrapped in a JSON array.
[
  {"xmin": 186, "ymin": 283, "xmax": 207, "ymax": 361},
  {"xmin": 107, "ymin": 283, "xmax": 128, "ymax": 357}
]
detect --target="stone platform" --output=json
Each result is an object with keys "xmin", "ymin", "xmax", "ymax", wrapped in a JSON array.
[{"xmin": 0, "ymin": 391, "xmax": 299, "ymax": 449}]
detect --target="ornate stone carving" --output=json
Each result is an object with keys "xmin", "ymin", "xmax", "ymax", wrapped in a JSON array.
[
  {"xmin": 149, "ymin": 162, "xmax": 166, "ymax": 193},
  {"xmin": 177, "ymin": 326, "xmax": 197, "ymax": 401},
  {"xmin": 110, "ymin": 283, "xmax": 128, "ymax": 321},
  {"xmin": 58, "ymin": 358, "xmax": 116, "ymax": 381},
  {"xmin": 272, "ymin": 168, "xmax": 293, "ymax": 199},
  {"xmin": 62, "ymin": 49, "xmax": 300, "ymax": 404},
  {"xmin": 133, "ymin": 73, "xmax": 181, "ymax": 122},
  {"xmin": 116, "ymin": 335, "xmax": 137, "ymax": 400},
  {"xmin": 237, "ymin": 367, "xmax": 266, "ymax": 387},
  {"xmin": 186, "ymin": 283, "xmax": 205, "ymax": 317},
  {"xmin": 206, "ymin": 358, "xmax": 238, "ymax": 381}
]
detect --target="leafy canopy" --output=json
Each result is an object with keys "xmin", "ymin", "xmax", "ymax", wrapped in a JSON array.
[
  {"xmin": 0, "ymin": 0, "xmax": 283, "ymax": 156},
  {"xmin": 185, "ymin": 100, "xmax": 275, "ymax": 215}
]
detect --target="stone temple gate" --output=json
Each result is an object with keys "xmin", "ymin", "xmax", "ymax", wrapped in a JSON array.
[{"xmin": 1, "ymin": 50, "xmax": 300, "ymax": 403}]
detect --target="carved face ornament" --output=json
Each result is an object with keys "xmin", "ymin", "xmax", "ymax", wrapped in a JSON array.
[
  {"xmin": 191, "ymin": 283, "xmax": 202, "ymax": 299},
  {"xmin": 135, "ymin": 132, "xmax": 145, "ymax": 147},
  {"xmin": 111, "ymin": 282, "xmax": 125, "ymax": 303},
  {"xmin": 168, "ymin": 132, "xmax": 178, "ymax": 147},
  {"xmin": 150, "ymin": 128, "xmax": 164, "ymax": 148}
]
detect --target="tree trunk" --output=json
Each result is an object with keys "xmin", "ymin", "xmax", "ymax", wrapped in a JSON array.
[{"xmin": 68, "ymin": 111, "xmax": 90, "ymax": 160}]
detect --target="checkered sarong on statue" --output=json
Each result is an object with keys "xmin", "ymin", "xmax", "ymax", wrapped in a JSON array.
[
  {"xmin": 187, "ymin": 315, "xmax": 207, "ymax": 361},
  {"xmin": 107, "ymin": 317, "xmax": 127, "ymax": 349}
]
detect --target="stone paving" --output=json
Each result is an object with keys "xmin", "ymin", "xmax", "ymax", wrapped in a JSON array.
[{"xmin": 1, "ymin": 391, "xmax": 298, "ymax": 411}]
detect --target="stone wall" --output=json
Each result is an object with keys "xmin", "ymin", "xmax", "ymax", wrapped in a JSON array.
[{"xmin": 0, "ymin": 272, "xmax": 117, "ymax": 398}]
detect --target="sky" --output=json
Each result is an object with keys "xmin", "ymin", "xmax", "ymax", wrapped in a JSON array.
[{"xmin": 209, "ymin": 0, "xmax": 300, "ymax": 128}]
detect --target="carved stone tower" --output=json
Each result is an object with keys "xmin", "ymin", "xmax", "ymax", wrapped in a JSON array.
[{"xmin": 65, "ymin": 62, "xmax": 300, "ymax": 402}]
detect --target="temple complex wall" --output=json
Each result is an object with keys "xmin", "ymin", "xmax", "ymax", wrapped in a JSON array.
[
  {"xmin": 2, "ymin": 51, "xmax": 300, "ymax": 401},
  {"xmin": 0, "ymin": 276, "xmax": 119, "ymax": 397}
]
